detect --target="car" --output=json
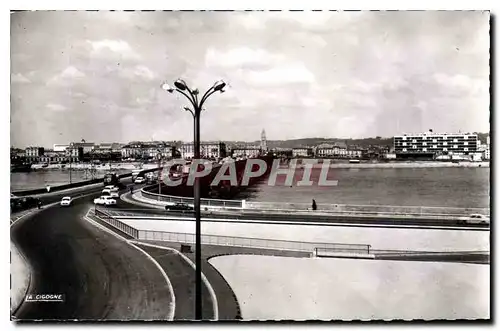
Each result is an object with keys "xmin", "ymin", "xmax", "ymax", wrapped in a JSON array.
[
  {"xmin": 165, "ymin": 202, "xmax": 194, "ymax": 212},
  {"xmin": 10, "ymin": 196, "xmax": 41, "ymax": 212},
  {"xmin": 104, "ymin": 185, "xmax": 118, "ymax": 190},
  {"xmin": 93, "ymin": 196, "xmax": 117, "ymax": 206},
  {"xmin": 102, "ymin": 188, "xmax": 119, "ymax": 198},
  {"xmin": 458, "ymin": 214, "xmax": 490, "ymax": 225},
  {"xmin": 134, "ymin": 177, "xmax": 146, "ymax": 184},
  {"xmin": 60, "ymin": 196, "xmax": 72, "ymax": 206}
]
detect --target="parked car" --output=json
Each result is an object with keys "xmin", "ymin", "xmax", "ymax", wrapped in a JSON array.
[
  {"xmin": 93, "ymin": 196, "xmax": 117, "ymax": 206},
  {"xmin": 458, "ymin": 214, "xmax": 490, "ymax": 225},
  {"xmin": 10, "ymin": 196, "xmax": 41, "ymax": 212},
  {"xmin": 134, "ymin": 177, "xmax": 146, "ymax": 184},
  {"xmin": 60, "ymin": 196, "xmax": 73, "ymax": 207},
  {"xmin": 165, "ymin": 203, "xmax": 194, "ymax": 212}
]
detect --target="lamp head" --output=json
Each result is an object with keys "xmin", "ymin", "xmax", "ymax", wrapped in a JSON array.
[
  {"xmin": 161, "ymin": 82, "xmax": 174, "ymax": 93},
  {"xmin": 213, "ymin": 80, "xmax": 226, "ymax": 92},
  {"xmin": 174, "ymin": 79, "xmax": 188, "ymax": 91}
]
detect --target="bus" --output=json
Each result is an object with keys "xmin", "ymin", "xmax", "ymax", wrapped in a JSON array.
[{"xmin": 103, "ymin": 173, "xmax": 120, "ymax": 187}]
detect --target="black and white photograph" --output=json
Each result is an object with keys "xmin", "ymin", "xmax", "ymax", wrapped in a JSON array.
[{"xmin": 9, "ymin": 9, "xmax": 490, "ymax": 322}]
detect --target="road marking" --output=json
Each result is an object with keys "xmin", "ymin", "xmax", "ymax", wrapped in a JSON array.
[
  {"xmin": 83, "ymin": 210, "xmax": 176, "ymax": 321},
  {"xmin": 129, "ymin": 240, "xmax": 219, "ymax": 321},
  {"xmin": 129, "ymin": 243, "xmax": 176, "ymax": 321},
  {"xmin": 10, "ymin": 202, "xmax": 59, "ymax": 227},
  {"xmin": 113, "ymin": 215, "xmax": 490, "ymax": 232}
]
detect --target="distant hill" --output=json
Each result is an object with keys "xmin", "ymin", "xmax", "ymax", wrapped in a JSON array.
[
  {"xmin": 226, "ymin": 137, "xmax": 393, "ymax": 149},
  {"xmin": 223, "ymin": 132, "xmax": 490, "ymax": 149}
]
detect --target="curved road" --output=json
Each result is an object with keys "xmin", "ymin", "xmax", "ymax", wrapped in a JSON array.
[{"xmin": 11, "ymin": 181, "xmax": 175, "ymax": 320}]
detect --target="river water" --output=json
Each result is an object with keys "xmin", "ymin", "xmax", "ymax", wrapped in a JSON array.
[
  {"xmin": 10, "ymin": 169, "xmax": 131, "ymax": 191},
  {"xmin": 234, "ymin": 167, "xmax": 490, "ymax": 208},
  {"xmin": 11, "ymin": 167, "xmax": 490, "ymax": 208}
]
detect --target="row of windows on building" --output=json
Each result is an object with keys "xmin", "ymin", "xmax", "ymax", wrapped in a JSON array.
[{"xmin": 393, "ymin": 133, "xmax": 486, "ymax": 155}]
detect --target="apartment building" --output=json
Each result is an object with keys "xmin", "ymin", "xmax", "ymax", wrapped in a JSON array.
[{"xmin": 394, "ymin": 133, "xmax": 479, "ymax": 158}]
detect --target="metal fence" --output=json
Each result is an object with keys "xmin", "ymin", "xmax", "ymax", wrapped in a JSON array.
[
  {"xmin": 314, "ymin": 247, "xmax": 374, "ymax": 257},
  {"xmin": 140, "ymin": 189, "xmax": 243, "ymax": 208},
  {"xmin": 94, "ymin": 208, "xmax": 139, "ymax": 238},
  {"xmin": 139, "ymin": 182, "xmax": 488, "ymax": 217},
  {"xmin": 137, "ymin": 229, "xmax": 371, "ymax": 254},
  {"xmin": 246, "ymin": 201, "xmax": 489, "ymax": 217}
]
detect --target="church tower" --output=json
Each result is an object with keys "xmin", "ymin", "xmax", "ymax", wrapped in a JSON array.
[{"xmin": 260, "ymin": 129, "xmax": 268, "ymax": 153}]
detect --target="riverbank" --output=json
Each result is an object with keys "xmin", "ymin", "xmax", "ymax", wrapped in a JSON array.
[
  {"xmin": 30, "ymin": 162, "xmax": 159, "ymax": 171},
  {"xmin": 295, "ymin": 161, "xmax": 490, "ymax": 169},
  {"xmin": 11, "ymin": 164, "xmax": 156, "ymax": 191}
]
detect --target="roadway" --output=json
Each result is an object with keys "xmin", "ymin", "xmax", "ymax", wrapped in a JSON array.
[
  {"xmin": 11, "ymin": 179, "xmax": 177, "ymax": 320},
  {"xmin": 11, "ymin": 179, "xmax": 487, "ymax": 320},
  {"xmin": 114, "ymin": 193, "xmax": 489, "ymax": 231}
]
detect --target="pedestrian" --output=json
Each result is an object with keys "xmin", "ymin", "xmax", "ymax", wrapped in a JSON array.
[
  {"xmin": 312, "ymin": 199, "xmax": 317, "ymax": 211},
  {"xmin": 37, "ymin": 200, "xmax": 42, "ymax": 209},
  {"xmin": 130, "ymin": 186, "xmax": 133, "ymax": 194}
]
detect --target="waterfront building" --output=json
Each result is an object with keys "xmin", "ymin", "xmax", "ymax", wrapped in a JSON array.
[
  {"xmin": 384, "ymin": 153, "xmax": 397, "ymax": 159},
  {"xmin": 39, "ymin": 150, "xmax": 67, "ymax": 163},
  {"xmin": 180, "ymin": 141, "xmax": 227, "ymax": 159},
  {"xmin": 10, "ymin": 148, "xmax": 26, "ymax": 164},
  {"xmin": 271, "ymin": 147, "xmax": 293, "ymax": 158},
  {"xmin": 314, "ymin": 142, "xmax": 363, "ymax": 159},
  {"xmin": 66, "ymin": 145, "xmax": 83, "ymax": 162},
  {"xmin": 477, "ymin": 136, "xmax": 490, "ymax": 160},
  {"xmin": 53, "ymin": 144, "xmax": 70, "ymax": 152},
  {"xmin": 121, "ymin": 141, "xmax": 144, "ymax": 159},
  {"xmin": 25, "ymin": 146, "xmax": 45, "ymax": 162},
  {"xmin": 231, "ymin": 146, "xmax": 261, "ymax": 158},
  {"xmin": 121, "ymin": 141, "xmax": 175, "ymax": 160},
  {"xmin": 92, "ymin": 143, "xmax": 123, "ymax": 161},
  {"xmin": 142, "ymin": 141, "xmax": 175, "ymax": 159},
  {"xmin": 346, "ymin": 149, "xmax": 363, "ymax": 158},
  {"xmin": 70, "ymin": 142, "xmax": 95, "ymax": 153},
  {"xmin": 292, "ymin": 147, "xmax": 314, "ymax": 157},
  {"xmin": 393, "ymin": 132, "xmax": 479, "ymax": 159},
  {"xmin": 315, "ymin": 142, "xmax": 346, "ymax": 157}
]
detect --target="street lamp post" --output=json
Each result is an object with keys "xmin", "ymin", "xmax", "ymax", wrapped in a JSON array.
[
  {"xmin": 157, "ymin": 149, "xmax": 163, "ymax": 199},
  {"xmin": 162, "ymin": 79, "xmax": 226, "ymax": 320}
]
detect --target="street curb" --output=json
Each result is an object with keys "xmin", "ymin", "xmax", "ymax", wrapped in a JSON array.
[{"xmin": 129, "ymin": 243, "xmax": 176, "ymax": 321}]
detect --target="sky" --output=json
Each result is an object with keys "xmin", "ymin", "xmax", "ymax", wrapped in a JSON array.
[{"xmin": 10, "ymin": 11, "xmax": 490, "ymax": 148}]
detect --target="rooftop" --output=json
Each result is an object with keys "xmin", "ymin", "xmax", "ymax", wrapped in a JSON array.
[{"xmin": 395, "ymin": 132, "xmax": 478, "ymax": 137}]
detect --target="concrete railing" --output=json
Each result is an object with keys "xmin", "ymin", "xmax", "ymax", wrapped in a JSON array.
[
  {"xmin": 139, "ymin": 186, "xmax": 488, "ymax": 218},
  {"xmin": 92, "ymin": 208, "xmax": 370, "ymax": 254},
  {"xmin": 140, "ymin": 188, "xmax": 243, "ymax": 208},
  {"xmin": 94, "ymin": 208, "xmax": 139, "ymax": 238},
  {"xmin": 137, "ymin": 229, "xmax": 371, "ymax": 254},
  {"xmin": 245, "ymin": 201, "xmax": 489, "ymax": 217}
]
